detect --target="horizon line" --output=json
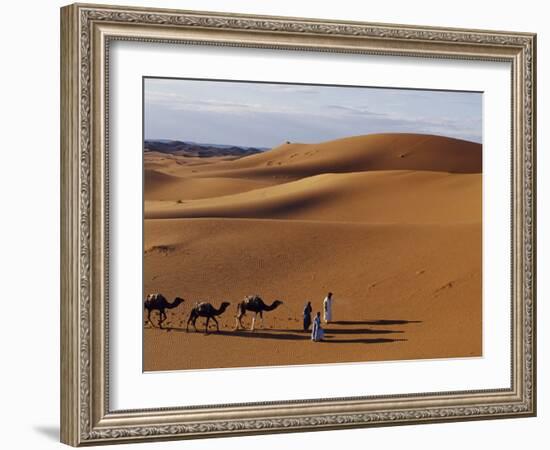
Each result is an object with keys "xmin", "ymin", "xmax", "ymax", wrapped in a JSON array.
[{"xmin": 144, "ymin": 131, "xmax": 482, "ymax": 149}]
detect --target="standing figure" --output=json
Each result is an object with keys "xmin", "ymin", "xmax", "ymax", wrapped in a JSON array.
[
  {"xmin": 323, "ymin": 292, "xmax": 333, "ymax": 323},
  {"xmin": 303, "ymin": 301, "xmax": 313, "ymax": 331},
  {"xmin": 311, "ymin": 312, "xmax": 324, "ymax": 342}
]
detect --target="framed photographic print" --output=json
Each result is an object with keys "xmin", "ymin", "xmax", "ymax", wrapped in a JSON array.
[{"xmin": 60, "ymin": 3, "xmax": 537, "ymax": 446}]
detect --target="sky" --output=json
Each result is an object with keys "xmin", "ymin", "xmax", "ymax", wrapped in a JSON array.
[{"xmin": 144, "ymin": 77, "xmax": 482, "ymax": 148}]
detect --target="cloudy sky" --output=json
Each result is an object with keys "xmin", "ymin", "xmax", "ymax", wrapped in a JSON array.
[{"xmin": 144, "ymin": 77, "xmax": 482, "ymax": 148}]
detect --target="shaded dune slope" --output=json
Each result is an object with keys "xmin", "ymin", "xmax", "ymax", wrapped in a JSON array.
[
  {"xmin": 146, "ymin": 170, "xmax": 482, "ymax": 223},
  {"xmin": 144, "ymin": 169, "xmax": 276, "ymax": 201}
]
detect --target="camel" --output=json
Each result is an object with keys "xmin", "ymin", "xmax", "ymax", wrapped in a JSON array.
[
  {"xmin": 144, "ymin": 293, "xmax": 184, "ymax": 328},
  {"xmin": 186, "ymin": 301, "xmax": 231, "ymax": 334},
  {"xmin": 234, "ymin": 295, "xmax": 283, "ymax": 331}
]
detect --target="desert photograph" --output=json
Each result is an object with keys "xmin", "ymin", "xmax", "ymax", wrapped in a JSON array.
[{"xmin": 143, "ymin": 78, "xmax": 482, "ymax": 372}]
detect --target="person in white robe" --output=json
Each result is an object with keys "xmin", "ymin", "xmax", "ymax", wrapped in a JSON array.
[
  {"xmin": 311, "ymin": 312, "xmax": 324, "ymax": 342},
  {"xmin": 323, "ymin": 292, "xmax": 333, "ymax": 323}
]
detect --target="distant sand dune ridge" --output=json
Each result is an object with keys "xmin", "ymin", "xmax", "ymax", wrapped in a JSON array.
[{"xmin": 221, "ymin": 133, "xmax": 482, "ymax": 175}]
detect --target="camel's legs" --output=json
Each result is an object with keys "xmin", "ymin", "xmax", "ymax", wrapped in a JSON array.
[
  {"xmin": 212, "ymin": 316, "xmax": 220, "ymax": 332},
  {"xmin": 158, "ymin": 310, "xmax": 165, "ymax": 329},
  {"xmin": 186, "ymin": 312, "xmax": 199, "ymax": 332},
  {"xmin": 147, "ymin": 310, "xmax": 153, "ymax": 327},
  {"xmin": 234, "ymin": 312, "xmax": 245, "ymax": 330},
  {"xmin": 205, "ymin": 317, "xmax": 210, "ymax": 334},
  {"xmin": 260, "ymin": 311, "xmax": 264, "ymax": 329},
  {"xmin": 251, "ymin": 314, "xmax": 257, "ymax": 331}
]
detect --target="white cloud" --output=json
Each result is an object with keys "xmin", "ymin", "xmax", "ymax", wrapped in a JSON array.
[{"xmin": 144, "ymin": 80, "xmax": 482, "ymax": 146}]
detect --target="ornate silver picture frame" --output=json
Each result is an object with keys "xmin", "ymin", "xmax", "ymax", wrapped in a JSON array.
[{"xmin": 60, "ymin": 3, "xmax": 536, "ymax": 446}]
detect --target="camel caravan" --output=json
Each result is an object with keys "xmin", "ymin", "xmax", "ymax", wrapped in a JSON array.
[{"xmin": 144, "ymin": 293, "xmax": 284, "ymax": 333}]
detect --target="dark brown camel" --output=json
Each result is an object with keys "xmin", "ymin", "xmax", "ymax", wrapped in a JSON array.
[
  {"xmin": 186, "ymin": 301, "xmax": 231, "ymax": 334},
  {"xmin": 144, "ymin": 293, "xmax": 184, "ymax": 328},
  {"xmin": 234, "ymin": 295, "xmax": 283, "ymax": 331}
]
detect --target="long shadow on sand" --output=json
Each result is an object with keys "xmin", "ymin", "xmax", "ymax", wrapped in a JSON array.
[
  {"xmin": 161, "ymin": 326, "xmax": 309, "ymax": 340},
  {"xmin": 161, "ymin": 327, "xmax": 406, "ymax": 344},
  {"xmin": 321, "ymin": 337, "xmax": 408, "ymax": 344},
  {"xmin": 216, "ymin": 330, "xmax": 406, "ymax": 344},
  {"xmin": 215, "ymin": 330, "xmax": 309, "ymax": 340},
  {"xmin": 323, "ymin": 328, "xmax": 403, "ymax": 335},
  {"xmin": 331, "ymin": 319, "xmax": 422, "ymax": 326},
  {"xmin": 266, "ymin": 327, "xmax": 402, "ymax": 335}
]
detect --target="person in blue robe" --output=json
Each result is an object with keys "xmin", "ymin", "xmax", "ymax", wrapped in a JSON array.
[
  {"xmin": 303, "ymin": 301, "xmax": 313, "ymax": 331},
  {"xmin": 311, "ymin": 312, "xmax": 324, "ymax": 342}
]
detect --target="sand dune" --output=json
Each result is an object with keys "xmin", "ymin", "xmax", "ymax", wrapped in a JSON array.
[
  {"xmin": 144, "ymin": 152, "xmax": 232, "ymax": 174},
  {"xmin": 143, "ymin": 133, "xmax": 482, "ymax": 371},
  {"xmin": 145, "ymin": 133, "xmax": 481, "ymax": 180},
  {"xmin": 145, "ymin": 170, "xmax": 481, "ymax": 224},
  {"xmin": 145, "ymin": 169, "xmax": 277, "ymax": 201},
  {"xmin": 163, "ymin": 133, "xmax": 481, "ymax": 179}
]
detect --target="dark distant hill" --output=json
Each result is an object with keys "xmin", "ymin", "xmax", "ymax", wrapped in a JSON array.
[{"xmin": 144, "ymin": 139, "xmax": 267, "ymax": 158}]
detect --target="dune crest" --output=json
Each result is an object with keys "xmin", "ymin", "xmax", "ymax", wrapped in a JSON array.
[
  {"xmin": 205, "ymin": 133, "xmax": 482, "ymax": 177},
  {"xmin": 146, "ymin": 170, "xmax": 481, "ymax": 224},
  {"xmin": 144, "ymin": 133, "xmax": 482, "ymax": 206}
]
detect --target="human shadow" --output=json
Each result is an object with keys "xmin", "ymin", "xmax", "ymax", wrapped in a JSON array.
[
  {"xmin": 331, "ymin": 319, "xmax": 422, "ymax": 326},
  {"xmin": 323, "ymin": 328, "xmax": 404, "ymax": 335},
  {"xmin": 320, "ymin": 338, "xmax": 408, "ymax": 344},
  {"xmin": 162, "ymin": 326, "xmax": 407, "ymax": 344},
  {"xmin": 206, "ymin": 330, "xmax": 407, "ymax": 344}
]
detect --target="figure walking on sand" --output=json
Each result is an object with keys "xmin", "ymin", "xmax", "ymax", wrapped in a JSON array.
[
  {"xmin": 303, "ymin": 301, "xmax": 312, "ymax": 331},
  {"xmin": 323, "ymin": 292, "xmax": 333, "ymax": 323},
  {"xmin": 311, "ymin": 312, "xmax": 324, "ymax": 342}
]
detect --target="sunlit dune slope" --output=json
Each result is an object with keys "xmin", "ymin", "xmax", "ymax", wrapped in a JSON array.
[
  {"xmin": 177, "ymin": 133, "xmax": 482, "ymax": 179},
  {"xmin": 145, "ymin": 170, "xmax": 481, "ymax": 224}
]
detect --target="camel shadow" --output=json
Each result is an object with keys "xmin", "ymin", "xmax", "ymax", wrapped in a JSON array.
[
  {"xmin": 163, "ymin": 327, "xmax": 407, "ymax": 344},
  {"xmin": 215, "ymin": 330, "xmax": 309, "ymax": 341},
  {"xmin": 160, "ymin": 325, "xmax": 227, "ymax": 334},
  {"xmin": 145, "ymin": 324, "xmax": 184, "ymax": 331},
  {"xmin": 332, "ymin": 319, "xmax": 422, "ymax": 326},
  {"xmin": 160, "ymin": 326, "xmax": 309, "ymax": 340}
]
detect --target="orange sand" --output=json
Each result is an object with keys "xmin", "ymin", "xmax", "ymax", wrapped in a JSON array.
[{"xmin": 143, "ymin": 133, "xmax": 482, "ymax": 371}]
